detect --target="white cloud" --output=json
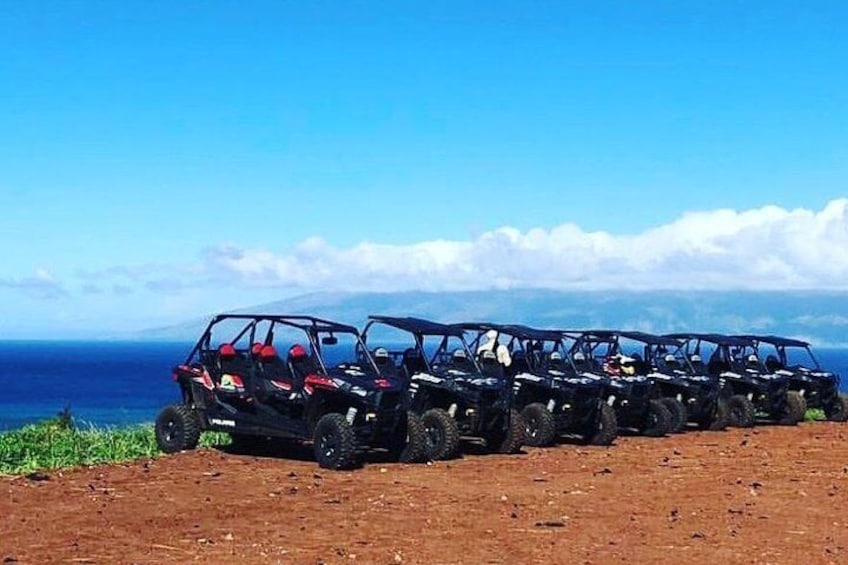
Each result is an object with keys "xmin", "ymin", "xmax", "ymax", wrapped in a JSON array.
[
  {"xmin": 0, "ymin": 268, "xmax": 67, "ymax": 299},
  {"xmin": 199, "ymin": 198, "xmax": 848, "ymax": 292}
]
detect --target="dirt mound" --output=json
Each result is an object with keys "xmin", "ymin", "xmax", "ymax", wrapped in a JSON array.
[{"xmin": 2, "ymin": 424, "xmax": 847, "ymax": 564}]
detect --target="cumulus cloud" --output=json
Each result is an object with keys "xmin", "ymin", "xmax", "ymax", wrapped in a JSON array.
[
  {"xmin": 0, "ymin": 268, "xmax": 67, "ymax": 299},
  {"xmin": 200, "ymin": 198, "xmax": 848, "ymax": 292}
]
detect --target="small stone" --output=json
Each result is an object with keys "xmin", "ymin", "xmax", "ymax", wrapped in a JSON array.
[{"xmin": 535, "ymin": 521, "xmax": 566, "ymax": 528}]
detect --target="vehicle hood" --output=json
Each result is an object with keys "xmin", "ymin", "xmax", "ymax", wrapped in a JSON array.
[{"xmin": 326, "ymin": 364, "xmax": 404, "ymax": 393}]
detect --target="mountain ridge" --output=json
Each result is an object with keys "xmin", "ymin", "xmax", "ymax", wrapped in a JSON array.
[{"xmin": 133, "ymin": 289, "xmax": 848, "ymax": 346}]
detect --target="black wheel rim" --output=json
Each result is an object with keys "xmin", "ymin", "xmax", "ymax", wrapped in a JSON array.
[
  {"xmin": 425, "ymin": 423, "xmax": 444, "ymax": 451},
  {"xmin": 320, "ymin": 429, "xmax": 338, "ymax": 460},
  {"xmin": 163, "ymin": 418, "xmax": 178, "ymax": 443},
  {"xmin": 731, "ymin": 405, "xmax": 743, "ymax": 423},
  {"xmin": 526, "ymin": 416, "xmax": 539, "ymax": 439},
  {"xmin": 648, "ymin": 410, "xmax": 659, "ymax": 428}
]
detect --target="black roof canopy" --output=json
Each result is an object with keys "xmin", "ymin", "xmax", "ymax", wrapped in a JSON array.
[
  {"xmin": 368, "ymin": 315, "xmax": 466, "ymax": 337},
  {"xmin": 666, "ymin": 333, "xmax": 755, "ymax": 347},
  {"xmin": 737, "ymin": 335, "xmax": 811, "ymax": 348},
  {"xmin": 452, "ymin": 322, "xmax": 563, "ymax": 341},
  {"xmin": 209, "ymin": 314, "xmax": 359, "ymax": 334}
]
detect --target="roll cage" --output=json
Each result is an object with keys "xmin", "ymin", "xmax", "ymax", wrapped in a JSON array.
[
  {"xmin": 453, "ymin": 323, "xmax": 579, "ymax": 373},
  {"xmin": 666, "ymin": 333, "xmax": 762, "ymax": 374},
  {"xmin": 186, "ymin": 314, "xmax": 379, "ymax": 375},
  {"xmin": 361, "ymin": 315, "xmax": 481, "ymax": 373},
  {"xmin": 737, "ymin": 335, "xmax": 821, "ymax": 371},
  {"xmin": 567, "ymin": 330, "xmax": 693, "ymax": 375}
]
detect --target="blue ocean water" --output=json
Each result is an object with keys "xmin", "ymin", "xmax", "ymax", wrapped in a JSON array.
[
  {"xmin": 0, "ymin": 341, "xmax": 192, "ymax": 431},
  {"xmin": 1, "ymin": 341, "xmax": 847, "ymax": 431}
]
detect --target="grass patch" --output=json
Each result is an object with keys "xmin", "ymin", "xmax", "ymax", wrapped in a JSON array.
[
  {"xmin": 0, "ymin": 409, "xmax": 229, "ymax": 475},
  {"xmin": 804, "ymin": 408, "xmax": 826, "ymax": 422}
]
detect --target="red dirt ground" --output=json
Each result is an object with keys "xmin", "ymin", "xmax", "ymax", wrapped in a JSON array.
[{"xmin": 2, "ymin": 423, "xmax": 847, "ymax": 564}]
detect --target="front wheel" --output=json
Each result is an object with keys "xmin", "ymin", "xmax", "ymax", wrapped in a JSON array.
[
  {"xmin": 661, "ymin": 397, "xmax": 688, "ymax": 433},
  {"xmin": 825, "ymin": 394, "xmax": 848, "ymax": 422},
  {"xmin": 485, "ymin": 409, "xmax": 526, "ymax": 454},
  {"xmin": 780, "ymin": 391, "xmax": 806, "ymax": 425},
  {"xmin": 726, "ymin": 395, "xmax": 756, "ymax": 428},
  {"xmin": 521, "ymin": 403, "xmax": 557, "ymax": 447},
  {"xmin": 155, "ymin": 405, "xmax": 201, "ymax": 454},
  {"xmin": 313, "ymin": 413, "xmax": 358, "ymax": 470},
  {"xmin": 642, "ymin": 400, "xmax": 672, "ymax": 437},
  {"xmin": 421, "ymin": 408, "xmax": 461, "ymax": 460},
  {"xmin": 705, "ymin": 397, "xmax": 729, "ymax": 431},
  {"xmin": 587, "ymin": 402, "xmax": 618, "ymax": 446},
  {"xmin": 389, "ymin": 412, "xmax": 428, "ymax": 463}
]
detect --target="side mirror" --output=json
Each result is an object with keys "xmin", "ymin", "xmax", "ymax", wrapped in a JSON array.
[{"xmin": 322, "ymin": 336, "xmax": 338, "ymax": 346}]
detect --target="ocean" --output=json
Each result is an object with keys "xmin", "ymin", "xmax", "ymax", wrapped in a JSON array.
[{"xmin": 1, "ymin": 341, "xmax": 848, "ymax": 431}]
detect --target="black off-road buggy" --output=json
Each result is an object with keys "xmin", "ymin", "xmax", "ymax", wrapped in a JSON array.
[
  {"xmin": 739, "ymin": 335, "xmax": 847, "ymax": 422},
  {"xmin": 361, "ymin": 316, "xmax": 525, "ymax": 460},
  {"xmin": 667, "ymin": 333, "xmax": 805, "ymax": 427},
  {"xmin": 154, "ymin": 314, "xmax": 427, "ymax": 470},
  {"xmin": 568, "ymin": 331, "xmax": 672, "ymax": 437},
  {"xmin": 609, "ymin": 331, "xmax": 728, "ymax": 432},
  {"xmin": 454, "ymin": 323, "xmax": 617, "ymax": 447}
]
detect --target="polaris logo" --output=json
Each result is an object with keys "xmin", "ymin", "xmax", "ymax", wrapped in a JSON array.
[{"xmin": 210, "ymin": 418, "xmax": 236, "ymax": 428}]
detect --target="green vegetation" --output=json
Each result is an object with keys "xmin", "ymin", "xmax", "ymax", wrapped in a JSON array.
[
  {"xmin": 0, "ymin": 409, "xmax": 229, "ymax": 475},
  {"xmin": 804, "ymin": 408, "xmax": 826, "ymax": 422}
]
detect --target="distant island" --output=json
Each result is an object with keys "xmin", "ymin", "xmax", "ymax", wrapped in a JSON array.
[{"xmin": 134, "ymin": 289, "xmax": 848, "ymax": 346}]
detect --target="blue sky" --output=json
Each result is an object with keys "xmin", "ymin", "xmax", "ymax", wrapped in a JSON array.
[{"xmin": 1, "ymin": 1, "xmax": 847, "ymax": 336}]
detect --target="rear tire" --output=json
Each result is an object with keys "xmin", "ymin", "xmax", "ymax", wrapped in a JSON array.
[
  {"xmin": 780, "ymin": 391, "xmax": 806, "ymax": 425},
  {"xmin": 825, "ymin": 394, "xmax": 848, "ymax": 422},
  {"xmin": 390, "ymin": 412, "xmax": 428, "ymax": 463},
  {"xmin": 661, "ymin": 397, "xmax": 688, "ymax": 433},
  {"xmin": 421, "ymin": 408, "xmax": 461, "ymax": 460},
  {"xmin": 521, "ymin": 403, "xmax": 557, "ymax": 447},
  {"xmin": 313, "ymin": 413, "xmax": 358, "ymax": 470},
  {"xmin": 155, "ymin": 405, "xmax": 201, "ymax": 454},
  {"xmin": 726, "ymin": 395, "xmax": 756, "ymax": 428},
  {"xmin": 642, "ymin": 400, "xmax": 671, "ymax": 437},
  {"xmin": 587, "ymin": 402, "xmax": 618, "ymax": 446},
  {"xmin": 485, "ymin": 409, "xmax": 526, "ymax": 454}
]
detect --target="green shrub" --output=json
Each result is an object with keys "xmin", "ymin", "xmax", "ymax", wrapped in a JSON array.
[
  {"xmin": 0, "ymin": 411, "xmax": 229, "ymax": 475},
  {"xmin": 804, "ymin": 408, "xmax": 826, "ymax": 422}
]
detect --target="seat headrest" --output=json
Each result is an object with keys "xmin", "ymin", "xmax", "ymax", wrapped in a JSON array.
[
  {"xmin": 251, "ymin": 342, "xmax": 263, "ymax": 356},
  {"xmin": 573, "ymin": 351, "xmax": 586, "ymax": 362},
  {"xmin": 690, "ymin": 354, "xmax": 702, "ymax": 363},
  {"xmin": 219, "ymin": 343, "xmax": 236, "ymax": 358},
  {"xmin": 550, "ymin": 351, "xmax": 562, "ymax": 361},
  {"xmin": 260, "ymin": 345, "xmax": 278, "ymax": 359},
  {"xmin": 480, "ymin": 349, "xmax": 497, "ymax": 361},
  {"xmin": 373, "ymin": 347, "xmax": 389, "ymax": 359},
  {"xmin": 452, "ymin": 348, "xmax": 467, "ymax": 359},
  {"xmin": 288, "ymin": 344, "xmax": 308, "ymax": 359},
  {"xmin": 664, "ymin": 354, "xmax": 676, "ymax": 363}
]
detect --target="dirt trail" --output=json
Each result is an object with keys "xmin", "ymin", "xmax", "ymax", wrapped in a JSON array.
[{"xmin": 2, "ymin": 423, "xmax": 847, "ymax": 564}]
